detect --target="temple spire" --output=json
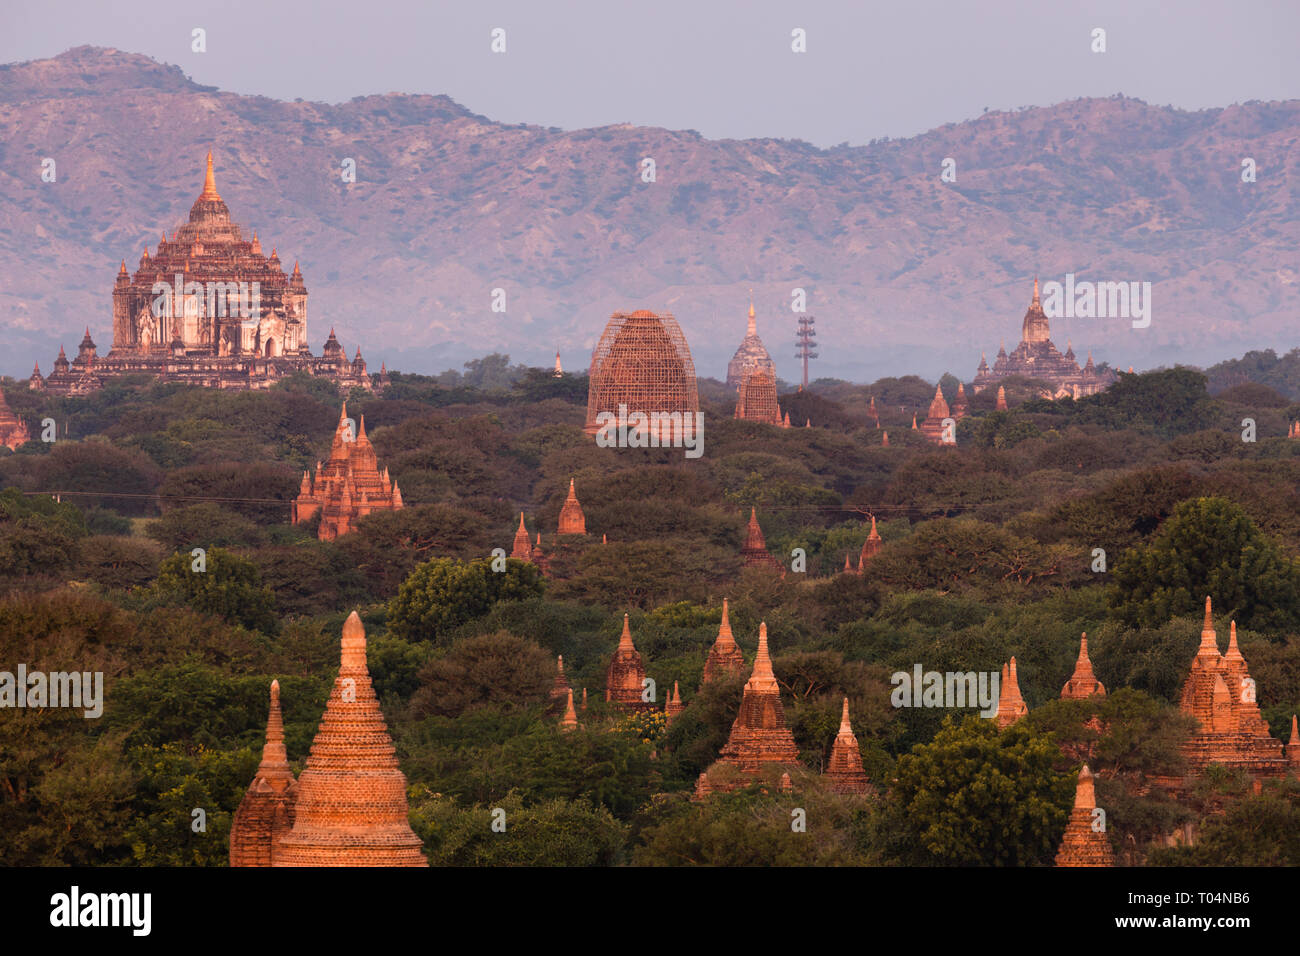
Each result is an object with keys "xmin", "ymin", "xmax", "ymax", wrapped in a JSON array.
[
  {"xmin": 748, "ymin": 622, "xmax": 779, "ymax": 693},
  {"xmin": 747, "ymin": 290, "xmax": 756, "ymax": 337},
  {"xmin": 199, "ymin": 150, "xmax": 221, "ymax": 201},
  {"xmin": 560, "ymin": 688, "xmax": 578, "ymax": 731}
]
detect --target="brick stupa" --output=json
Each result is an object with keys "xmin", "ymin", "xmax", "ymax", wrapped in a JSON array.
[
  {"xmin": 1175, "ymin": 599, "xmax": 1287, "ymax": 778},
  {"xmin": 707, "ymin": 622, "xmax": 800, "ymax": 788},
  {"xmin": 858, "ymin": 515, "xmax": 883, "ymax": 569},
  {"xmin": 292, "ymin": 403, "xmax": 403, "ymax": 540},
  {"xmin": 273, "ymin": 612, "xmax": 428, "ymax": 866},
  {"xmin": 726, "ymin": 296, "xmax": 776, "ymax": 389},
  {"xmin": 1061, "ymin": 633, "xmax": 1106, "ymax": 700},
  {"xmin": 229, "ymin": 680, "xmax": 298, "ymax": 867},
  {"xmin": 919, "ymin": 384, "xmax": 953, "ymax": 445},
  {"xmin": 510, "ymin": 512, "xmax": 534, "ymax": 561},
  {"xmin": 549, "ymin": 655, "xmax": 572, "ymax": 713},
  {"xmin": 557, "ymin": 478, "xmax": 587, "ymax": 535},
  {"xmin": 702, "ymin": 598, "xmax": 747, "ymax": 685},
  {"xmin": 1054, "ymin": 765, "xmax": 1114, "ymax": 867},
  {"xmin": 0, "ymin": 388, "xmax": 30, "ymax": 450},
  {"xmin": 605, "ymin": 614, "xmax": 652, "ymax": 711},
  {"xmin": 740, "ymin": 507, "xmax": 783, "ymax": 572},
  {"xmin": 825, "ymin": 698, "xmax": 872, "ymax": 795},
  {"xmin": 735, "ymin": 369, "xmax": 783, "ymax": 425},
  {"xmin": 995, "ymin": 657, "xmax": 1029, "ymax": 729}
]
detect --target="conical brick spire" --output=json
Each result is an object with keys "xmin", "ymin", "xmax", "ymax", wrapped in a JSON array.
[
  {"xmin": 274, "ymin": 613, "xmax": 427, "ymax": 866},
  {"xmin": 713, "ymin": 622, "xmax": 800, "ymax": 776},
  {"xmin": 995, "ymin": 656, "xmax": 1029, "ymax": 729},
  {"xmin": 559, "ymin": 688, "xmax": 578, "ymax": 731},
  {"xmin": 703, "ymin": 598, "xmax": 747, "ymax": 685},
  {"xmin": 510, "ymin": 512, "xmax": 533, "ymax": 560},
  {"xmin": 557, "ymin": 477, "xmax": 587, "ymax": 535},
  {"xmin": 825, "ymin": 697, "xmax": 872, "ymax": 794},
  {"xmin": 666, "ymin": 681, "xmax": 684, "ymax": 723},
  {"xmin": 1061, "ymin": 633, "xmax": 1106, "ymax": 699},
  {"xmin": 882, "ymin": 430, "xmax": 889, "ymax": 446},
  {"xmin": 548, "ymin": 655, "xmax": 571, "ymax": 712},
  {"xmin": 995, "ymin": 385, "xmax": 1008, "ymax": 410},
  {"xmin": 229, "ymin": 680, "xmax": 299, "ymax": 866},
  {"xmin": 859, "ymin": 514, "xmax": 882, "ymax": 566},
  {"xmin": 1054, "ymin": 765, "xmax": 1113, "ymax": 867},
  {"xmin": 740, "ymin": 507, "xmax": 782, "ymax": 571},
  {"xmin": 606, "ymin": 614, "xmax": 649, "ymax": 709}
]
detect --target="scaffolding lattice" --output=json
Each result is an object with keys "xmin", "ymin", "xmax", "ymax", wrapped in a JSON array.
[
  {"xmin": 734, "ymin": 369, "xmax": 782, "ymax": 425},
  {"xmin": 585, "ymin": 310, "xmax": 700, "ymax": 436}
]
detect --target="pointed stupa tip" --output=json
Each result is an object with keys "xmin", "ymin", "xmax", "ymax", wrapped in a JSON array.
[
  {"xmin": 517, "ymin": 512, "xmax": 527, "ymax": 531},
  {"xmin": 1074, "ymin": 763, "xmax": 1096, "ymax": 809},
  {"xmin": 1225, "ymin": 620, "xmax": 1243, "ymax": 660},
  {"xmin": 747, "ymin": 290, "xmax": 756, "ymax": 336},
  {"xmin": 557, "ymin": 654, "xmax": 565, "ymax": 675},
  {"xmin": 1290, "ymin": 714, "xmax": 1299, "ymax": 746},
  {"xmin": 618, "ymin": 613, "xmax": 635, "ymax": 651},
  {"xmin": 1032, "ymin": 275, "xmax": 1040, "ymax": 306},
  {"xmin": 748, "ymin": 621, "xmax": 778, "ymax": 689},
  {"xmin": 560, "ymin": 688, "xmax": 578, "ymax": 729},
  {"xmin": 199, "ymin": 149, "xmax": 221, "ymax": 201},
  {"xmin": 1199, "ymin": 596, "xmax": 1219, "ymax": 651},
  {"xmin": 718, "ymin": 597, "xmax": 734, "ymax": 641},
  {"xmin": 341, "ymin": 610, "xmax": 367, "ymax": 670},
  {"xmin": 839, "ymin": 697, "xmax": 852, "ymax": 734},
  {"xmin": 869, "ymin": 514, "xmax": 880, "ymax": 537}
]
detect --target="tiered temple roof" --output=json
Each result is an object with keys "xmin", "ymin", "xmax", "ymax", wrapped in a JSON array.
[
  {"xmin": 973, "ymin": 278, "xmax": 1116, "ymax": 399},
  {"xmin": 725, "ymin": 297, "xmax": 776, "ymax": 389},
  {"xmin": 825, "ymin": 698, "xmax": 872, "ymax": 795},
  {"xmin": 272, "ymin": 612, "xmax": 427, "ymax": 866},
  {"xmin": 1054, "ymin": 765, "xmax": 1114, "ymax": 867},
  {"xmin": 740, "ymin": 507, "xmax": 783, "ymax": 572},
  {"xmin": 1061, "ymin": 634, "xmax": 1106, "ymax": 700},
  {"xmin": 557, "ymin": 478, "xmax": 587, "ymax": 535},
  {"xmin": 229, "ymin": 680, "xmax": 298, "ymax": 867},
  {"xmin": 33, "ymin": 152, "xmax": 377, "ymax": 395},
  {"xmin": 1175, "ymin": 599, "xmax": 1287, "ymax": 778},
  {"xmin": 995, "ymin": 657, "xmax": 1029, "ymax": 729},
  {"xmin": 292, "ymin": 403, "xmax": 403, "ymax": 540},
  {"xmin": 510, "ymin": 513, "xmax": 535, "ymax": 561},
  {"xmin": 0, "ymin": 388, "xmax": 30, "ymax": 450},
  {"xmin": 605, "ymin": 614, "xmax": 652, "ymax": 711},
  {"xmin": 702, "ymin": 598, "xmax": 747, "ymax": 685}
]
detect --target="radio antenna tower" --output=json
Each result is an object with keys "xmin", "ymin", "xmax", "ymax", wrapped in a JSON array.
[{"xmin": 795, "ymin": 315, "xmax": 818, "ymax": 389}]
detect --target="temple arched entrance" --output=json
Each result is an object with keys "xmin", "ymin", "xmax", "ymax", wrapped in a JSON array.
[{"xmin": 264, "ymin": 338, "xmax": 278, "ymax": 357}]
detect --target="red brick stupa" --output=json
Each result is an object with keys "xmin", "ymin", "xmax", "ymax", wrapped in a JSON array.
[
  {"xmin": 919, "ymin": 384, "xmax": 953, "ymax": 445},
  {"xmin": 605, "ymin": 614, "xmax": 652, "ymax": 711},
  {"xmin": 273, "ymin": 612, "xmax": 428, "ymax": 866},
  {"xmin": 710, "ymin": 622, "xmax": 800, "ymax": 783},
  {"xmin": 824, "ymin": 698, "xmax": 872, "ymax": 795},
  {"xmin": 557, "ymin": 478, "xmax": 587, "ymax": 535},
  {"xmin": 740, "ymin": 507, "xmax": 783, "ymax": 572},
  {"xmin": 858, "ymin": 515, "xmax": 883, "ymax": 569},
  {"xmin": 995, "ymin": 657, "xmax": 1029, "ymax": 729},
  {"xmin": 229, "ymin": 680, "xmax": 298, "ymax": 867},
  {"xmin": 1054, "ymin": 765, "xmax": 1114, "ymax": 867},
  {"xmin": 292, "ymin": 403, "xmax": 403, "ymax": 540},
  {"xmin": 0, "ymin": 388, "xmax": 30, "ymax": 450},
  {"xmin": 735, "ymin": 369, "xmax": 783, "ymax": 425},
  {"xmin": 702, "ymin": 598, "xmax": 747, "ymax": 685},
  {"xmin": 1061, "ymin": 633, "xmax": 1106, "ymax": 700},
  {"xmin": 509, "ymin": 512, "xmax": 535, "ymax": 561},
  {"xmin": 1175, "ymin": 599, "xmax": 1287, "ymax": 778}
]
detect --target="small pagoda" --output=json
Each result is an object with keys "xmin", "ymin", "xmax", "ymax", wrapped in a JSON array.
[
  {"xmin": 824, "ymin": 698, "xmax": 872, "ymax": 795},
  {"xmin": 702, "ymin": 598, "xmax": 747, "ymax": 686},
  {"xmin": 1054, "ymin": 765, "xmax": 1114, "ymax": 867}
]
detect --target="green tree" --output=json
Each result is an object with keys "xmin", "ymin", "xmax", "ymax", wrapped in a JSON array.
[
  {"xmin": 153, "ymin": 547, "xmax": 279, "ymax": 634},
  {"xmin": 387, "ymin": 556, "xmax": 544, "ymax": 643},
  {"xmin": 1110, "ymin": 497, "xmax": 1300, "ymax": 631},
  {"xmin": 888, "ymin": 715, "xmax": 1071, "ymax": 866},
  {"xmin": 411, "ymin": 632, "xmax": 553, "ymax": 718}
]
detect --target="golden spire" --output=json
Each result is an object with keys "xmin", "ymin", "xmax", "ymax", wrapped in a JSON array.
[
  {"xmin": 1032, "ymin": 275, "xmax": 1040, "ymax": 308},
  {"xmin": 199, "ymin": 149, "xmax": 221, "ymax": 201},
  {"xmin": 747, "ymin": 290, "xmax": 756, "ymax": 337}
]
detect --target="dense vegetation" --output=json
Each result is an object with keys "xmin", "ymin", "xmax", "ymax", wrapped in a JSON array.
[{"xmin": 2, "ymin": 357, "xmax": 1299, "ymax": 866}]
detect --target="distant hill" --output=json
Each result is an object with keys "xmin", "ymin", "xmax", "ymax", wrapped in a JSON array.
[{"xmin": 2, "ymin": 46, "xmax": 1299, "ymax": 382}]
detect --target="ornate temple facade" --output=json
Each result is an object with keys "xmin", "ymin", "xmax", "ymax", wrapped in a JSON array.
[
  {"xmin": 734, "ymin": 369, "xmax": 782, "ymax": 425},
  {"xmin": 292, "ymin": 404, "xmax": 403, "ymax": 540},
  {"xmin": 972, "ymin": 279, "xmax": 1116, "ymax": 399},
  {"xmin": 33, "ymin": 152, "xmax": 378, "ymax": 395},
  {"xmin": 1172, "ymin": 600, "xmax": 1288, "ymax": 780},
  {"xmin": 585, "ymin": 310, "xmax": 698, "ymax": 438},
  {"xmin": 231, "ymin": 613, "xmax": 427, "ymax": 866},
  {"xmin": 725, "ymin": 298, "xmax": 776, "ymax": 389},
  {"xmin": 702, "ymin": 599, "xmax": 747, "ymax": 686},
  {"xmin": 0, "ymin": 388, "xmax": 30, "ymax": 450},
  {"xmin": 1054, "ymin": 765, "xmax": 1114, "ymax": 867}
]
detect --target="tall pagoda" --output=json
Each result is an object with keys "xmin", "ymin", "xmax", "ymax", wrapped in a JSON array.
[
  {"xmin": 1054, "ymin": 765, "xmax": 1114, "ymax": 867},
  {"xmin": 824, "ymin": 698, "xmax": 872, "ymax": 795},
  {"xmin": 605, "ymin": 614, "xmax": 653, "ymax": 711},
  {"xmin": 702, "ymin": 599, "xmax": 747, "ymax": 685},
  {"xmin": 740, "ymin": 507, "xmax": 783, "ymax": 572},
  {"xmin": 292, "ymin": 403, "xmax": 403, "ymax": 540},
  {"xmin": 273, "ymin": 612, "xmax": 428, "ymax": 866},
  {"xmin": 725, "ymin": 296, "xmax": 776, "ymax": 389},
  {"xmin": 557, "ymin": 478, "xmax": 587, "ymax": 535},
  {"xmin": 229, "ymin": 680, "xmax": 298, "ymax": 867},
  {"xmin": 1061, "ymin": 634, "xmax": 1106, "ymax": 700}
]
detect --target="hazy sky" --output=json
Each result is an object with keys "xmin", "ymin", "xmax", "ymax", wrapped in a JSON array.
[{"xmin": 3, "ymin": 0, "xmax": 1298, "ymax": 146}]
